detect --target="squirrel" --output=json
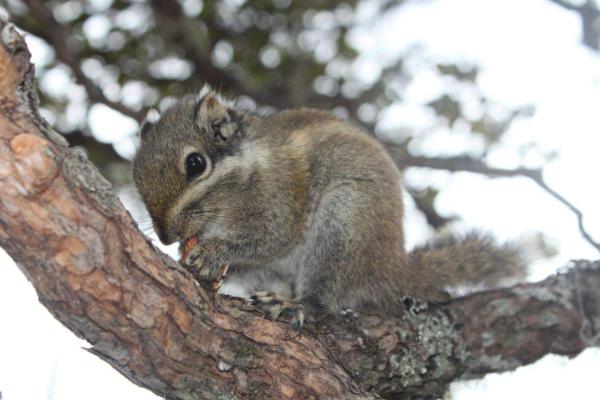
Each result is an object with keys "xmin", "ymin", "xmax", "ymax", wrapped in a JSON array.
[{"xmin": 132, "ymin": 86, "xmax": 527, "ymax": 328}]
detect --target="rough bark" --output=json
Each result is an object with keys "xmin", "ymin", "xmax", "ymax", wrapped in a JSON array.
[{"xmin": 0, "ymin": 20, "xmax": 599, "ymax": 400}]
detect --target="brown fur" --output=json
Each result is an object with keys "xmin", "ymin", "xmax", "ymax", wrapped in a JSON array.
[{"xmin": 132, "ymin": 87, "xmax": 528, "ymax": 322}]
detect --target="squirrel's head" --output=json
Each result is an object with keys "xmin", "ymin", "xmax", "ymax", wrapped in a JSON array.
[{"xmin": 132, "ymin": 86, "xmax": 261, "ymax": 245}]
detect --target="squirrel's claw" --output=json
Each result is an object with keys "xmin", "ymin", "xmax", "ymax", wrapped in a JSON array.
[
  {"xmin": 182, "ymin": 244, "xmax": 229, "ymax": 290},
  {"xmin": 249, "ymin": 291, "xmax": 305, "ymax": 330}
]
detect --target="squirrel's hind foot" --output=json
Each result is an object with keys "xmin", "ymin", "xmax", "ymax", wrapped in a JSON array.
[{"xmin": 248, "ymin": 291, "xmax": 305, "ymax": 330}]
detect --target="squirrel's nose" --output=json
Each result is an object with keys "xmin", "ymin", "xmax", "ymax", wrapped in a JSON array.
[
  {"xmin": 155, "ymin": 222, "xmax": 178, "ymax": 245},
  {"xmin": 156, "ymin": 227, "xmax": 170, "ymax": 244}
]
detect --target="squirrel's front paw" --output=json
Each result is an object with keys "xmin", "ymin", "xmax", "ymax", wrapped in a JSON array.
[
  {"xmin": 248, "ymin": 291, "xmax": 305, "ymax": 330},
  {"xmin": 182, "ymin": 243, "xmax": 228, "ymax": 290}
]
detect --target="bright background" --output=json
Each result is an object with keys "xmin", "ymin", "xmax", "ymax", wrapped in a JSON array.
[{"xmin": 2, "ymin": 0, "xmax": 600, "ymax": 398}]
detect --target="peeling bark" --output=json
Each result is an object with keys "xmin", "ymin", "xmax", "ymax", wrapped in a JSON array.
[{"xmin": 0, "ymin": 21, "xmax": 599, "ymax": 400}]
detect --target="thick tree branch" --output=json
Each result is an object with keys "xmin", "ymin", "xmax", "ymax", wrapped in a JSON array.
[
  {"xmin": 1, "ymin": 21, "xmax": 599, "ymax": 400},
  {"xmin": 0, "ymin": 21, "xmax": 370, "ymax": 399}
]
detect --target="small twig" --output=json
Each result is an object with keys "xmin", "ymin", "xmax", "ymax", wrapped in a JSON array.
[
  {"xmin": 406, "ymin": 186, "xmax": 456, "ymax": 229},
  {"xmin": 530, "ymin": 177, "xmax": 600, "ymax": 253}
]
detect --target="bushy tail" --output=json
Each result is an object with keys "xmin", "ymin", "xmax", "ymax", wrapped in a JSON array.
[{"xmin": 407, "ymin": 230, "xmax": 529, "ymax": 301}]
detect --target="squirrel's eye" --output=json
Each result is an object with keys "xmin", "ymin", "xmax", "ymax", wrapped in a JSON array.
[{"xmin": 184, "ymin": 153, "xmax": 207, "ymax": 181}]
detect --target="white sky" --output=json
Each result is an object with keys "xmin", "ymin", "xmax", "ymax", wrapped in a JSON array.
[{"xmin": 2, "ymin": 0, "xmax": 600, "ymax": 399}]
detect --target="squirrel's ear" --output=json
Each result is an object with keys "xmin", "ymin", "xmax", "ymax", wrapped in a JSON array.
[
  {"xmin": 196, "ymin": 92, "xmax": 228, "ymax": 126},
  {"xmin": 140, "ymin": 108, "xmax": 160, "ymax": 139},
  {"xmin": 195, "ymin": 91, "xmax": 238, "ymax": 142}
]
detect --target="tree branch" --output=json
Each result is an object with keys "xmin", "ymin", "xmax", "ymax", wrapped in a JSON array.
[
  {"xmin": 388, "ymin": 148, "xmax": 543, "ymax": 179},
  {"xmin": 389, "ymin": 145, "xmax": 600, "ymax": 254},
  {"xmin": 548, "ymin": 0, "xmax": 581, "ymax": 11},
  {"xmin": 406, "ymin": 186, "xmax": 456, "ymax": 229},
  {"xmin": 548, "ymin": 0, "xmax": 600, "ymax": 50},
  {"xmin": 1, "ymin": 20, "xmax": 599, "ymax": 399}
]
